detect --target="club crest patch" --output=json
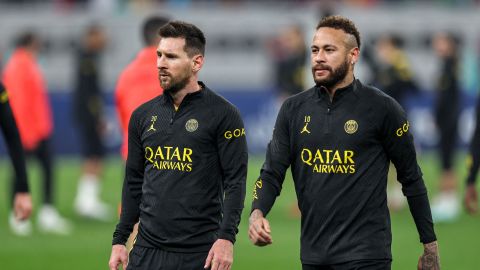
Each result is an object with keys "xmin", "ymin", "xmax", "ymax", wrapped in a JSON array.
[{"xmin": 185, "ymin": 119, "xmax": 199, "ymax": 132}]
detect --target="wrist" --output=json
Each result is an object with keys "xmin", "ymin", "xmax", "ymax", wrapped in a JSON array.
[
  {"xmin": 249, "ymin": 209, "xmax": 264, "ymax": 223},
  {"xmin": 423, "ymin": 241, "xmax": 438, "ymax": 252}
]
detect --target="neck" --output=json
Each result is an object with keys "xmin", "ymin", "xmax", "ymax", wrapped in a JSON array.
[
  {"xmin": 169, "ymin": 77, "xmax": 201, "ymax": 107},
  {"xmin": 325, "ymin": 73, "xmax": 354, "ymax": 101}
]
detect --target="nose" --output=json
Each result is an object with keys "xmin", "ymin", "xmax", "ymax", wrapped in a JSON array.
[
  {"xmin": 312, "ymin": 50, "xmax": 326, "ymax": 63},
  {"xmin": 157, "ymin": 55, "xmax": 166, "ymax": 69}
]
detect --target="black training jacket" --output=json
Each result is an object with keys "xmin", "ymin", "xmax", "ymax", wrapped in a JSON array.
[
  {"xmin": 113, "ymin": 82, "xmax": 247, "ymax": 252},
  {"xmin": 0, "ymin": 81, "xmax": 28, "ymax": 193},
  {"xmin": 252, "ymin": 79, "xmax": 436, "ymax": 264}
]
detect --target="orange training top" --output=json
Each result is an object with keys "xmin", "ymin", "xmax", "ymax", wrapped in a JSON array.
[
  {"xmin": 2, "ymin": 48, "xmax": 53, "ymax": 150},
  {"xmin": 115, "ymin": 46, "xmax": 163, "ymax": 159}
]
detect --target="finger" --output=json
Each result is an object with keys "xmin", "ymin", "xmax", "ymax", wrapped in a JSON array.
[
  {"xmin": 204, "ymin": 249, "xmax": 214, "ymax": 269},
  {"xmin": 249, "ymin": 227, "xmax": 270, "ymax": 244},
  {"xmin": 122, "ymin": 254, "xmax": 128, "ymax": 269},
  {"xmin": 108, "ymin": 259, "xmax": 118, "ymax": 270},
  {"xmin": 262, "ymin": 219, "xmax": 271, "ymax": 233},
  {"xmin": 252, "ymin": 222, "xmax": 272, "ymax": 241},
  {"xmin": 211, "ymin": 258, "xmax": 219, "ymax": 270}
]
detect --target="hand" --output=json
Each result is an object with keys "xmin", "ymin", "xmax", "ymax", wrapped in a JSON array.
[
  {"xmin": 248, "ymin": 209, "xmax": 272, "ymax": 246},
  {"xmin": 418, "ymin": 241, "xmax": 440, "ymax": 270},
  {"xmin": 464, "ymin": 183, "xmax": 478, "ymax": 214},
  {"xmin": 204, "ymin": 239, "xmax": 233, "ymax": 270},
  {"xmin": 13, "ymin": 192, "xmax": 32, "ymax": 220},
  {"xmin": 108, "ymin": 244, "xmax": 128, "ymax": 270}
]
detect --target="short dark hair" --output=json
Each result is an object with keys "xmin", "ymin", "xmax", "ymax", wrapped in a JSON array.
[
  {"xmin": 316, "ymin": 15, "xmax": 361, "ymax": 49},
  {"xmin": 158, "ymin": 20, "xmax": 206, "ymax": 57},
  {"xmin": 15, "ymin": 31, "xmax": 38, "ymax": 48},
  {"xmin": 142, "ymin": 15, "xmax": 170, "ymax": 46}
]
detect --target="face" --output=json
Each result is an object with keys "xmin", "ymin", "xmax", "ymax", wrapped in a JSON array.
[
  {"xmin": 157, "ymin": 37, "xmax": 196, "ymax": 94},
  {"xmin": 310, "ymin": 27, "xmax": 358, "ymax": 88}
]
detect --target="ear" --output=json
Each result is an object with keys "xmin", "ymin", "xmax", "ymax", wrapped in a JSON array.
[
  {"xmin": 350, "ymin": 47, "xmax": 360, "ymax": 65},
  {"xmin": 192, "ymin": 54, "xmax": 204, "ymax": 73}
]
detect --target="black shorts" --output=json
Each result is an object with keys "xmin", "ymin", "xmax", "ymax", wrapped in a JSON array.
[
  {"xmin": 77, "ymin": 118, "xmax": 104, "ymax": 158},
  {"xmin": 127, "ymin": 245, "xmax": 209, "ymax": 270},
  {"xmin": 302, "ymin": 259, "xmax": 392, "ymax": 270}
]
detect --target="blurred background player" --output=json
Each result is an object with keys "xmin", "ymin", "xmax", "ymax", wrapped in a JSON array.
[
  {"xmin": 431, "ymin": 32, "xmax": 461, "ymax": 222},
  {"xmin": 114, "ymin": 15, "xmax": 169, "ymax": 248},
  {"xmin": 464, "ymin": 96, "xmax": 480, "ymax": 214},
  {"xmin": 72, "ymin": 24, "xmax": 112, "ymax": 221},
  {"xmin": 269, "ymin": 24, "xmax": 307, "ymax": 102},
  {"xmin": 372, "ymin": 34, "xmax": 418, "ymax": 108},
  {"xmin": 1, "ymin": 80, "xmax": 33, "ymax": 235},
  {"xmin": 367, "ymin": 34, "xmax": 419, "ymax": 211},
  {"xmin": 115, "ymin": 15, "xmax": 169, "ymax": 160},
  {"xmin": 2, "ymin": 31, "xmax": 71, "ymax": 235}
]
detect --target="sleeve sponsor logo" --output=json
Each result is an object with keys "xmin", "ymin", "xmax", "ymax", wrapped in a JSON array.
[
  {"xmin": 395, "ymin": 121, "xmax": 409, "ymax": 137},
  {"xmin": 145, "ymin": 146, "xmax": 193, "ymax": 172},
  {"xmin": 301, "ymin": 148, "xmax": 356, "ymax": 174},
  {"xmin": 252, "ymin": 178, "xmax": 262, "ymax": 200},
  {"xmin": 224, "ymin": 128, "xmax": 246, "ymax": 139}
]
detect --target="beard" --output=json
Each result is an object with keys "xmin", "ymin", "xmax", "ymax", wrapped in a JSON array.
[
  {"xmin": 312, "ymin": 58, "xmax": 349, "ymax": 89},
  {"xmin": 158, "ymin": 68, "xmax": 192, "ymax": 95}
]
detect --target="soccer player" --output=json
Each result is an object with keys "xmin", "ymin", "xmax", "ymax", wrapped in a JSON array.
[
  {"xmin": 109, "ymin": 21, "xmax": 247, "ymax": 270},
  {"xmin": 430, "ymin": 32, "xmax": 461, "ymax": 222},
  {"xmin": 72, "ymin": 24, "xmax": 112, "ymax": 221},
  {"xmin": 2, "ymin": 31, "xmax": 71, "ymax": 235},
  {"xmin": 248, "ymin": 16, "xmax": 440, "ymax": 270},
  {"xmin": 115, "ymin": 15, "xmax": 169, "ymax": 161},
  {"xmin": 464, "ymin": 97, "xmax": 480, "ymax": 214},
  {"xmin": 115, "ymin": 15, "xmax": 169, "ymax": 249},
  {"xmin": 1, "ymin": 80, "xmax": 32, "ymax": 232}
]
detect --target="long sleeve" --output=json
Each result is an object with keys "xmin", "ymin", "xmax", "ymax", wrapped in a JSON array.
[
  {"xmin": 0, "ymin": 82, "xmax": 28, "ymax": 193},
  {"xmin": 216, "ymin": 106, "xmax": 248, "ymax": 244},
  {"xmin": 112, "ymin": 110, "xmax": 144, "ymax": 245},
  {"xmin": 380, "ymin": 97, "xmax": 436, "ymax": 243},
  {"xmin": 251, "ymin": 101, "xmax": 291, "ymax": 217}
]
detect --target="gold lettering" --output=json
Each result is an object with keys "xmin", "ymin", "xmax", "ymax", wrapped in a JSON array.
[
  {"xmin": 233, "ymin": 129, "xmax": 241, "ymax": 137},
  {"xmin": 344, "ymin": 150, "xmax": 354, "ymax": 164},
  {"xmin": 224, "ymin": 131, "xmax": 232, "ymax": 139},
  {"xmin": 183, "ymin": 148, "xmax": 193, "ymax": 162},
  {"xmin": 324, "ymin": 150, "xmax": 332, "ymax": 163},
  {"xmin": 241, "ymin": 128, "xmax": 246, "ymax": 136},
  {"xmin": 313, "ymin": 149, "xmax": 324, "ymax": 164},
  {"xmin": 154, "ymin": 147, "xmax": 164, "ymax": 160},
  {"xmin": 153, "ymin": 161, "xmax": 160, "ymax": 169},
  {"xmin": 349, "ymin": 165, "xmax": 356, "ymax": 173},
  {"xmin": 145, "ymin": 147, "xmax": 154, "ymax": 163},
  {"xmin": 301, "ymin": 148, "xmax": 313, "ymax": 165},
  {"xmin": 186, "ymin": 164, "xmax": 192, "ymax": 172},
  {"xmin": 332, "ymin": 150, "xmax": 342, "ymax": 164},
  {"xmin": 164, "ymin": 146, "xmax": 173, "ymax": 159},
  {"xmin": 172, "ymin": 147, "xmax": 181, "ymax": 161}
]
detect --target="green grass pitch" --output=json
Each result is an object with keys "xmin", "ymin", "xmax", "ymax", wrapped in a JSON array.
[{"xmin": 0, "ymin": 153, "xmax": 478, "ymax": 269}]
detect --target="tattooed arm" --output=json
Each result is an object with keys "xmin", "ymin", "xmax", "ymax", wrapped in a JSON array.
[{"xmin": 418, "ymin": 241, "xmax": 440, "ymax": 270}]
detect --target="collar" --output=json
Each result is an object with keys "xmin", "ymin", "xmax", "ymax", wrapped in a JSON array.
[
  {"xmin": 315, "ymin": 79, "xmax": 359, "ymax": 102},
  {"xmin": 161, "ymin": 81, "xmax": 206, "ymax": 105}
]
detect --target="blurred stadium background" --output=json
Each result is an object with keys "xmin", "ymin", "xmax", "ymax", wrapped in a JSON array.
[{"xmin": 0, "ymin": 0, "xmax": 479, "ymax": 269}]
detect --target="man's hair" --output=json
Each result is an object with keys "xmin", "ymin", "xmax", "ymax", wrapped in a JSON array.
[
  {"xmin": 15, "ymin": 31, "xmax": 38, "ymax": 48},
  {"xmin": 143, "ymin": 15, "xmax": 170, "ymax": 46},
  {"xmin": 316, "ymin": 15, "xmax": 361, "ymax": 49},
  {"xmin": 158, "ymin": 20, "xmax": 206, "ymax": 57}
]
